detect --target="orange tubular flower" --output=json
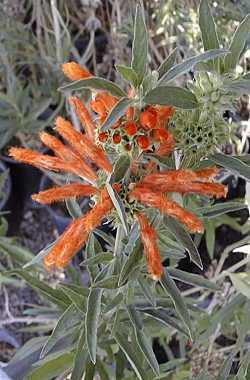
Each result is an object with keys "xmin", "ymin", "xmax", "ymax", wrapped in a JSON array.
[
  {"xmin": 98, "ymin": 132, "xmax": 108, "ymax": 143},
  {"xmin": 62, "ymin": 62, "xmax": 92, "ymax": 81},
  {"xmin": 156, "ymin": 106, "xmax": 175, "ymax": 128},
  {"xmin": 136, "ymin": 212, "xmax": 163, "ymax": 281},
  {"xmin": 139, "ymin": 168, "xmax": 227, "ymax": 198},
  {"xmin": 55, "ymin": 117, "xmax": 112, "ymax": 173},
  {"xmin": 69, "ymin": 97, "xmax": 95, "ymax": 141},
  {"xmin": 32, "ymin": 183, "xmax": 98, "ymax": 205},
  {"xmin": 113, "ymin": 133, "xmax": 121, "ymax": 144},
  {"xmin": 136, "ymin": 136, "xmax": 150, "ymax": 150},
  {"xmin": 140, "ymin": 107, "xmax": 158, "ymax": 130},
  {"xmin": 44, "ymin": 185, "xmax": 119, "ymax": 270},
  {"xmin": 124, "ymin": 121, "xmax": 137, "ymax": 136},
  {"xmin": 39, "ymin": 132, "xmax": 97, "ymax": 184},
  {"xmin": 153, "ymin": 128, "xmax": 175, "ymax": 157},
  {"xmin": 90, "ymin": 92, "xmax": 118, "ymax": 119},
  {"xmin": 130, "ymin": 188, "xmax": 204, "ymax": 233}
]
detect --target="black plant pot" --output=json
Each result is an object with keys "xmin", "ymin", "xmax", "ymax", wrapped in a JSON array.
[
  {"xmin": 0, "ymin": 155, "xmax": 42, "ymax": 235},
  {"xmin": 0, "ymin": 160, "xmax": 12, "ymax": 211}
]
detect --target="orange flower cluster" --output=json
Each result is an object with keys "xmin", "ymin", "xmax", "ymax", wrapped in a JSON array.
[
  {"xmin": 62, "ymin": 62, "xmax": 174, "ymax": 155},
  {"xmin": 8, "ymin": 61, "xmax": 228, "ymax": 281}
]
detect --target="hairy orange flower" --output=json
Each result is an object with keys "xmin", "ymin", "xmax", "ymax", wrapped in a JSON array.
[
  {"xmin": 32, "ymin": 183, "xmax": 98, "ymax": 205},
  {"xmin": 136, "ymin": 135, "xmax": 150, "ymax": 150},
  {"xmin": 136, "ymin": 212, "xmax": 163, "ymax": 281},
  {"xmin": 140, "ymin": 107, "xmax": 158, "ymax": 130},
  {"xmin": 39, "ymin": 132, "xmax": 97, "ymax": 183},
  {"xmin": 139, "ymin": 168, "xmax": 227, "ymax": 198},
  {"xmin": 44, "ymin": 185, "xmax": 119, "ymax": 270},
  {"xmin": 126, "ymin": 106, "xmax": 135, "ymax": 121},
  {"xmin": 62, "ymin": 62, "xmax": 92, "ymax": 81},
  {"xmin": 156, "ymin": 106, "xmax": 175, "ymax": 127},
  {"xmin": 153, "ymin": 128, "xmax": 175, "ymax": 156},
  {"xmin": 130, "ymin": 188, "xmax": 204, "ymax": 233},
  {"xmin": 90, "ymin": 92, "xmax": 118, "ymax": 121},
  {"xmin": 69, "ymin": 97, "xmax": 95, "ymax": 141},
  {"xmin": 112, "ymin": 132, "xmax": 121, "ymax": 144},
  {"xmin": 98, "ymin": 132, "xmax": 108, "ymax": 143},
  {"xmin": 55, "ymin": 117, "xmax": 112, "ymax": 173},
  {"xmin": 124, "ymin": 121, "xmax": 137, "ymax": 136}
]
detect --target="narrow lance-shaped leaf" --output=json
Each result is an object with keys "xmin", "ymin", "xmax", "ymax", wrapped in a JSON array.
[
  {"xmin": 119, "ymin": 242, "xmax": 142, "ymax": 286},
  {"xmin": 131, "ymin": 4, "xmax": 148, "ymax": 84},
  {"xmin": 113, "ymin": 330, "xmax": 149, "ymax": 380},
  {"xmin": 106, "ymin": 180, "xmax": 129, "ymax": 235},
  {"xmin": 85, "ymin": 288, "xmax": 103, "ymax": 364},
  {"xmin": 160, "ymin": 270, "xmax": 193, "ymax": 338},
  {"xmin": 101, "ymin": 98, "xmax": 133, "ymax": 132},
  {"xmin": 209, "ymin": 153, "xmax": 250, "ymax": 181},
  {"xmin": 144, "ymin": 86, "xmax": 199, "ymax": 109},
  {"xmin": 164, "ymin": 216, "xmax": 203, "ymax": 270},
  {"xmin": 158, "ymin": 49, "xmax": 228, "ymax": 84},
  {"xmin": 115, "ymin": 64, "xmax": 138, "ymax": 86},
  {"xmin": 199, "ymin": 0, "xmax": 219, "ymax": 51},
  {"xmin": 71, "ymin": 323, "xmax": 87, "ymax": 380},
  {"xmin": 127, "ymin": 306, "xmax": 160, "ymax": 375},
  {"xmin": 59, "ymin": 77, "xmax": 127, "ymax": 98},
  {"xmin": 110, "ymin": 154, "xmax": 131, "ymax": 183},
  {"xmin": 224, "ymin": 14, "xmax": 250, "ymax": 72},
  {"xmin": 158, "ymin": 48, "xmax": 178, "ymax": 79},
  {"xmin": 40, "ymin": 304, "xmax": 81, "ymax": 358}
]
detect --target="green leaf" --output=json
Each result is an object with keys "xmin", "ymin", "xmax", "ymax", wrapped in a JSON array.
[
  {"xmin": 84, "ymin": 356, "xmax": 96, "ymax": 380},
  {"xmin": 0, "ymin": 238, "xmax": 33, "ymax": 265},
  {"xmin": 59, "ymin": 77, "xmax": 126, "ymax": 98},
  {"xmin": 131, "ymin": 4, "xmax": 148, "ymax": 84},
  {"xmin": 209, "ymin": 153, "xmax": 250, "ymax": 181},
  {"xmin": 199, "ymin": 0, "xmax": 219, "ymax": 51},
  {"xmin": 93, "ymin": 274, "xmax": 119, "ymax": 289},
  {"xmin": 96, "ymin": 359, "xmax": 110, "ymax": 380},
  {"xmin": 81, "ymin": 252, "xmax": 114, "ymax": 266},
  {"xmin": 144, "ymin": 86, "xmax": 199, "ymax": 109},
  {"xmin": 114, "ymin": 330, "xmax": 149, "ymax": 380},
  {"xmin": 195, "ymin": 201, "xmax": 246, "ymax": 218},
  {"xmin": 8, "ymin": 270, "xmax": 69, "ymax": 309},
  {"xmin": 101, "ymin": 98, "xmax": 133, "ymax": 132},
  {"xmin": 138, "ymin": 276, "xmax": 156, "ymax": 307},
  {"xmin": 158, "ymin": 48, "xmax": 178, "ymax": 79},
  {"xmin": 141, "ymin": 308, "xmax": 188, "ymax": 336},
  {"xmin": 110, "ymin": 154, "xmax": 131, "ymax": 183},
  {"xmin": 224, "ymin": 14, "xmax": 250, "ymax": 72},
  {"xmin": 127, "ymin": 306, "xmax": 160, "ymax": 375},
  {"xmin": 164, "ymin": 217, "xmax": 203, "ymax": 270},
  {"xmin": 168, "ymin": 268, "xmax": 219, "ymax": 290},
  {"xmin": 85, "ymin": 233, "xmax": 100, "ymax": 284},
  {"xmin": 228, "ymin": 272, "xmax": 250, "ymax": 299},
  {"xmin": 204, "ymin": 219, "xmax": 216, "ymax": 258},
  {"xmin": 71, "ymin": 324, "xmax": 87, "ymax": 380},
  {"xmin": 26, "ymin": 352, "xmax": 74, "ymax": 380},
  {"xmin": 158, "ymin": 49, "xmax": 228, "ymax": 84},
  {"xmin": 65, "ymin": 198, "xmax": 82, "ymax": 219},
  {"xmin": 160, "ymin": 270, "xmax": 192, "ymax": 338},
  {"xmin": 106, "ymin": 181, "xmax": 129, "ymax": 235},
  {"xmin": 23, "ymin": 241, "xmax": 56, "ymax": 269},
  {"xmin": 60, "ymin": 285, "xmax": 86, "ymax": 312},
  {"xmin": 116, "ymin": 64, "xmax": 138, "ymax": 86},
  {"xmin": 40, "ymin": 304, "xmax": 81, "ymax": 358},
  {"xmin": 224, "ymin": 79, "xmax": 250, "ymax": 95},
  {"xmin": 119, "ymin": 242, "xmax": 142, "ymax": 286},
  {"xmin": 85, "ymin": 288, "xmax": 103, "ymax": 364}
]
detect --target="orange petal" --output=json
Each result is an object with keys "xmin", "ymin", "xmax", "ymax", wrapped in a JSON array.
[
  {"xmin": 69, "ymin": 96, "xmax": 95, "ymax": 141},
  {"xmin": 55, "ymin": 117, "xmax": 112, "ymax": 173},
  {"xmin": 153, "ymin": 128, "xmax": 175, "ymax": 156},
  {"xmin": 39, "ymin": 132, "xmax": 97, "ymax": 183},
  {"xmin": 32, "ymin": 183, "xmax": 97, "ymax": 205},
  {"xmin": 62, "ymin": 62, "xmax": 92, "ymax": 81},
  {"xmin": 136, "ymin": 212, "xmax": 163, "ymax": 281},
  {"xmin": 130, "ymin": 189, "xmax": 204, "ymax": 233},
  {"xmin": 44, "ymin": 185, "xmax": 117, "ymax": 270},
  {"xmin": 140, "ymin": 107, "xmax": 158, "ymax": 130},
  {"xmin": 156, "ymin": 106, "xmax": 175, "ymax": 128}
]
